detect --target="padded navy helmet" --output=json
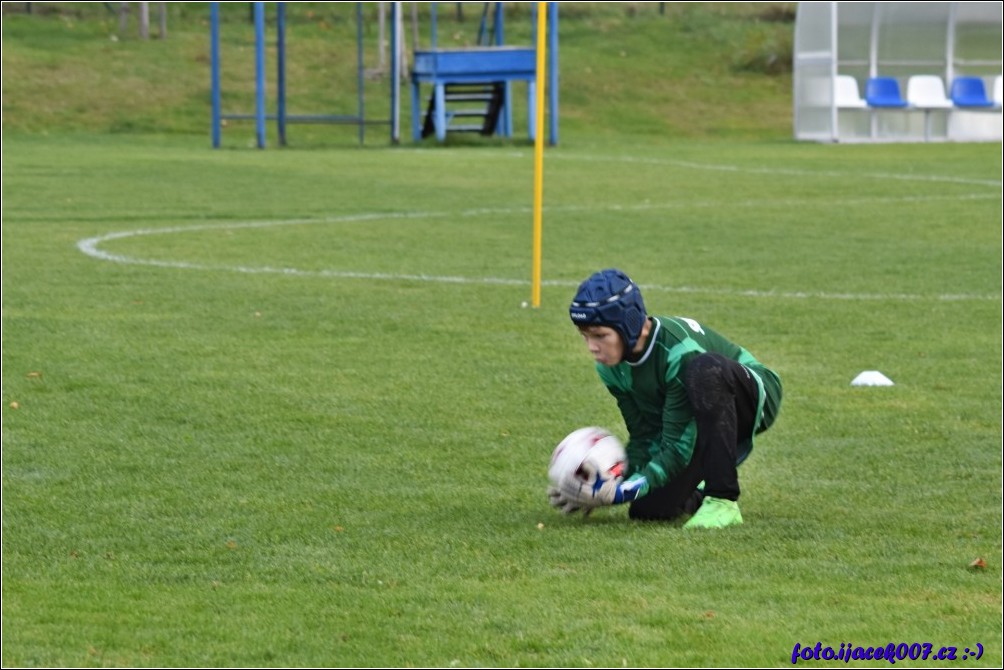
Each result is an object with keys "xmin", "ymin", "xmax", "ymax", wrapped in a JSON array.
[{"xmin": 569, "ymin": 268, "xmax": 647, "ymax": 351}]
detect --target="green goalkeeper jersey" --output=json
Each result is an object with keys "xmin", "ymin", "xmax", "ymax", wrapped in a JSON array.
[{"xmin": 596, "ymin": 315, "xmax": 782, "ymax": 490}]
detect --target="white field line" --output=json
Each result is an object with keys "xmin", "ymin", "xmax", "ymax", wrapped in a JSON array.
[
  {"xmin": 412, "ymin": 149, "xmax": 1003, "ymax": 188},
  {"xmin": 76, "ymin": 147, "xmax": 1002, "ymax": 304},
  {"xmin": 77, "ymin": 195, "xmax": 1000, "ymax": 303},
  {"xmin": 550, "ymin": 153, "xmax": 1003, "ymax": 188}
]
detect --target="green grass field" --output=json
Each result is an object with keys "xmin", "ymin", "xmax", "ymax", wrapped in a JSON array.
[{"xmin": 3, "ymin": 3, "xmax": 1002, "ymax": 668}]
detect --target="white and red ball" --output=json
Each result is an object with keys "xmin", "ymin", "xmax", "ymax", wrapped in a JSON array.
[{"xmin": 548, "ymin": 426, "xmax": 627, "ymax": 488}]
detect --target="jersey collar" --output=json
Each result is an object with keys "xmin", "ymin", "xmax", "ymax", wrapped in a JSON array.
[{"xmin": 627, "ymin": 317, "xmax": 660, "ymax": 367}]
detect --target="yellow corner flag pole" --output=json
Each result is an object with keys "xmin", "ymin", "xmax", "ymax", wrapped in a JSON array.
[{"xmin": 531, "ymin": 2, "xmax": 547, "ymax": 308}]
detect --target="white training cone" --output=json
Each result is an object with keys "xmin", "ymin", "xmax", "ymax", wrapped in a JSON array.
[{"xmin": 851, "ymin": 370, "xmax": 894, "ymax": 386}]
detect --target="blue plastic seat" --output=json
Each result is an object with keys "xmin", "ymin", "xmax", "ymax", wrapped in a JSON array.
[
  {"xmin": 950, "ymin": 77, "xmax": 994, "ymax": 108},
  {"xmin": 865, "ymin": 77, "xmax": 908, "ymax": 107}
]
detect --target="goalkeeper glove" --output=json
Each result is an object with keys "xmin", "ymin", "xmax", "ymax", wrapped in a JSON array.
[
  {"xmin": 594, "ymin": 472, "xmax": 649, "ymax": 504},
  {"xmin": 547, "ymin": 485, "xmax": 593, "ymax": 515},
  {"xmin": 548, "ymin": 472, "xmax": 650, "ymax": 514}
]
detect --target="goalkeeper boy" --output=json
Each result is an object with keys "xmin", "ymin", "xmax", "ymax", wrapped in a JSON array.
[{"xmin": 549, "ymin": 268, "xmax": 783, "ymax": 529}]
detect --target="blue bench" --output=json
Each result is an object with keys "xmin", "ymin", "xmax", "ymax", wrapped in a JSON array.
[{"xmin": 410, "ymin": 47, "xmax": 538, "ymax": 142}]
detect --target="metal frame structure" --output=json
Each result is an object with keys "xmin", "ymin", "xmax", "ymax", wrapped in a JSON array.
[
  {"xmin": 210, "ymin": 2, "xmax": 401, "ymax": 148},
  {"xmin": 793, "ymin": 2, "xmax": 1002, "ymax": 142}
]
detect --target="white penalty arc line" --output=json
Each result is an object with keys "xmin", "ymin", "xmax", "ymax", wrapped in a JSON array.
[{"xmin": 76, "ymin": 202, "xmax": 1000, "ymax": 303}]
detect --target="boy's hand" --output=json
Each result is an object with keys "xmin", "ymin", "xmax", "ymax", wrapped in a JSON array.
[
  {"xmin": 592, "ymin": 472, "xmax": 649, "ymax": 504},
  {"xmin": 547, "ymin": 472, "xmax": 649, "ymax": 513}
]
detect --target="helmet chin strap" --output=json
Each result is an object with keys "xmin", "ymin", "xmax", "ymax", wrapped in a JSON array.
[{"xmin": 621, "ymin": 317, "xmax": 652, "ymax": 364}]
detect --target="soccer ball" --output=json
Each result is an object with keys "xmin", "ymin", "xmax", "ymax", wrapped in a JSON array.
[{"xmin": 548, "ymin": 426, "xmax": 627, "ymax": 488}]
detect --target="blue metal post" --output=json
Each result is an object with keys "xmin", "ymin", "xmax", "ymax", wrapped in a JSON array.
[
  {"xmin": 499, "ymin": 2, "xmax": 511, "ymax": 137},
  {"xmin": 210, "ymin": 3, "xmax": 221, "ymax": 147},
  {"xmin": 254, "ymin": 2, "xmax": 266, "ymax": 149},
  {"xmin": 409, "ymin": 56, "xmax": 421, "ymax": 143},
  {"xmin": 431, "ymin": 3, "xmax": 438, "ymax": 49},
  {"xmin": 548, "ymin": 2, "xmax": 559, "ymax": 146},
  {"xmin": 434, "ymin": 84, "xmax": 447, "ymax": 142},
  {"xmin": 494, "ymin": 2, "xmax": 504, "ymax": 46},
  {"xmin": 277, "ymin": 3, "xmax": 287, "ymax": 146}
]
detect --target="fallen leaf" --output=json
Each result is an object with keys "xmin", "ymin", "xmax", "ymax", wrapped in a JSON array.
[
  {"xmin": 9, "ymin": 401, "xmax": 19, "ymax": 410},
  {"xmin": 703, "ymin": 610, "xmax": 716, "ymax": 619},
  {"xmin": 26, "ymin": 371, "xmax": 42, "ymax": 379},
  {"xmin": 969, "ymin": 557, "xmax": 987, "ymax": 569}
]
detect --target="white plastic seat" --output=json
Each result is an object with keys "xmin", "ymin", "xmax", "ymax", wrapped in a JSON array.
[
  {"xmin": 834, "ymin": 75, "xmax": 867, "ymax": 108},
  {"xmin": 907, "ymin": 75, "xmax": 953, "ymax": 109},
  {"xmin": 907, "ymin": 75, "xmax": 952, "ymax": 140}
]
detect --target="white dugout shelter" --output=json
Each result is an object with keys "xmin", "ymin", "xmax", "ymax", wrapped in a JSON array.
[{"xmin": 793, "ymin": 2, "xmax": 1003, "ymax": 142}]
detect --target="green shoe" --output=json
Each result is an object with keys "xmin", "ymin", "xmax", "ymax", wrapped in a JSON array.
[{"xmin": 683, "ymin": 496, "xmax": 743, "ymax": 529}]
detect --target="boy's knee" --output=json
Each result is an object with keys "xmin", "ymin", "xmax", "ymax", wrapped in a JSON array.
[{"xmin": 684, "ymin": 353, "xmax": 731, "ymax": 412}]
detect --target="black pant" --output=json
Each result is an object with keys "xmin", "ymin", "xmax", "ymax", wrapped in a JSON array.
[{"xmin": 629, "ymin": 353, "xmax": 762, "ymax": 521}]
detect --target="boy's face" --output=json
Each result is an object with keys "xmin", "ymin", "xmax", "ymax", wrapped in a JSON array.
[{"xmin": 578, "ymin": 325, "xmax": 624, "ymax": 366}]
